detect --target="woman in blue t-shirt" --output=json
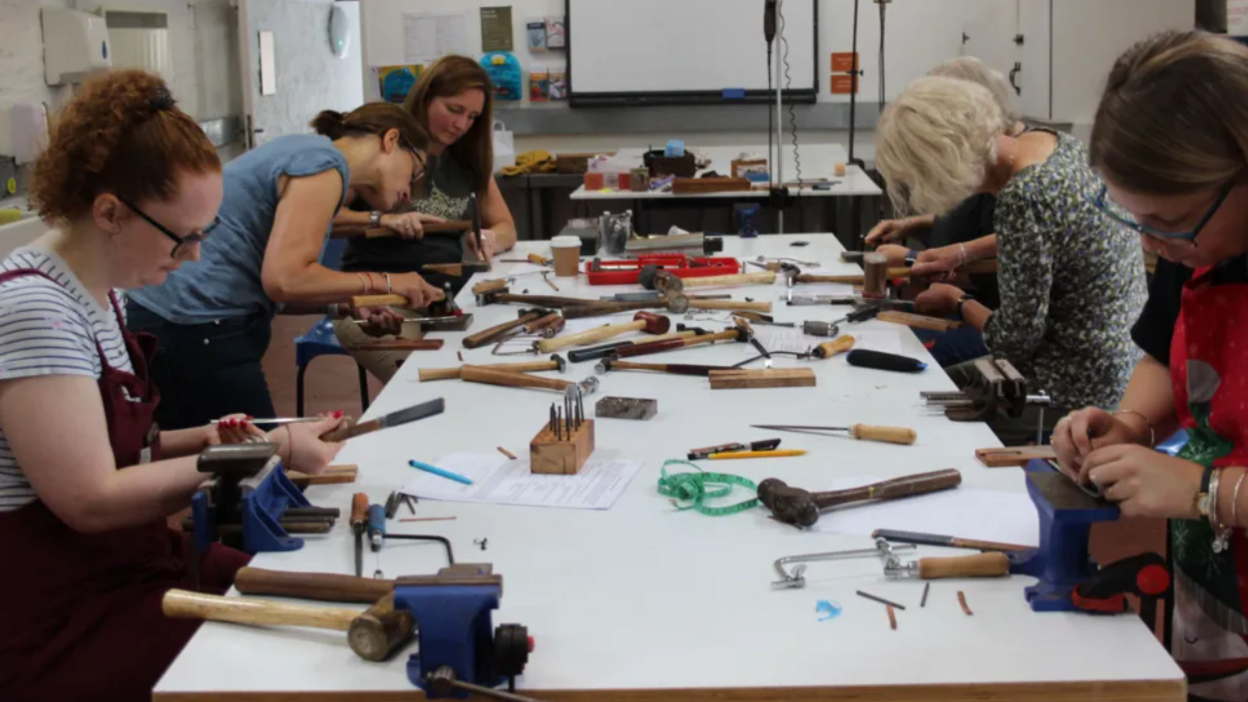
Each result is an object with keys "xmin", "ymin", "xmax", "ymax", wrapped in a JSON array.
[{"xmin": 126, "ymin": 103, "xmax": 444, "ymax": 429}]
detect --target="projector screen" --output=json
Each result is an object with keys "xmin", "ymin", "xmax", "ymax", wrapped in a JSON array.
[{"xmin": 567, "ymin": 0, "xmax": 818, "ymax": 107}]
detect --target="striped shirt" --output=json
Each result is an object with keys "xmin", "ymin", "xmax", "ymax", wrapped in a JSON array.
[{"xmin": 0, "ymin": 248, "xmax": 133, "ymax": 513}]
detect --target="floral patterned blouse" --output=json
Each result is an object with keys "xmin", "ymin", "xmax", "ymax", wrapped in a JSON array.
[{"xmin": 982, "ymin": 129, "xmax": 1147, "ymax": 410}]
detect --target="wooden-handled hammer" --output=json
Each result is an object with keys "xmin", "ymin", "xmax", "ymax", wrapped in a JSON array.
[
  {"xmin": 419, "ymin": 355, "xmax": 567, "ymax": 382},
  {"xmin": 161, "ymin": 589, "xmax": 414, "ymax": 662},
  {"xmin": 613, "ymin": 326, "xmax": 748, "ymax": 359},
  {"xmin": 757, "ymin": 470, "xmax": 963, "ymax": 527},
  {"xmin": 459, "ymin": 367, "xmax": 600, "ymax": 395},
  {"xmin": 537, "ymin": 312, "xmax": 670, "ymax": 353},
  {"xmin": 593, "ymin": 358, "xmax": 735, "ymax": 376}
]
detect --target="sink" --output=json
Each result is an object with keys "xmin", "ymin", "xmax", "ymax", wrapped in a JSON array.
[{"xmin": 0, "ymin": 208, "xmax": 47, "ymax": 260}]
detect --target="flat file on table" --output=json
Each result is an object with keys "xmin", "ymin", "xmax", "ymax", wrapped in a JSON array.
[{"xmin": 403, "ymin": 452, "xmax": 643, "ymax": 510}]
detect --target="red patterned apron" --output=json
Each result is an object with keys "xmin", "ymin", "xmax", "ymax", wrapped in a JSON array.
[
  {"xmin": 0, "ymin": 270, "xmax": 249, "ymax": 702},
  {"xmin": 1166, "ymin": 265, "xmax": 1248, "ymax": 701}
]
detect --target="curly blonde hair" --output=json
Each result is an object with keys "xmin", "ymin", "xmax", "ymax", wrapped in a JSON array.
[
  {"xmin": 875, "ymin": 76, "xmax": 1004, "ymax": 216},
  {"xmin": 31, "ymin": 69, "xmax": 219, "ymax": 224}
]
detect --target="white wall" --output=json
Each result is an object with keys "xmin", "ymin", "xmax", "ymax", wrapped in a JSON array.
[{"xmin": 0, "ymin": 0, "xmax": 242, "ymax": 158}]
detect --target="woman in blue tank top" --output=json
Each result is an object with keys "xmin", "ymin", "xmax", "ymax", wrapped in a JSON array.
[{"xmin": 126, "ymin": 103, "xmax": 444, "ymax": 429}]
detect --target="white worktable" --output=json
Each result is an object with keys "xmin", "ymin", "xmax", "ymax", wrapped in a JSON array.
[{"xmin": 156, "ymin": 235, "xmax": 1183, "ymax": 701}]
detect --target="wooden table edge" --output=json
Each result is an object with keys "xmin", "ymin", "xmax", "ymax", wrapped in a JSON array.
[{"xmin": 154, "ymin": 677, "xmax": 1185, "ymax": 702}]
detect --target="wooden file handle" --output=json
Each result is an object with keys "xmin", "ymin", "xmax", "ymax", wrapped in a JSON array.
[
  {"xmin": 683, "ymin": 271, "xmax": 776, "ymax": 288},
  {"xmin": 462, "ymin": 311, "xmax": 545, "ymax": 349},
  {"xmin": 917, "ymin": 553, "xmax": 1011, "ymax": 579},
  {"xmin": 235, "ymin": 567, "xmax": 394, "ymax": 604},
  {"xmin": 688, "ymin": 299, "xmax": 773, "ymax": 313},
  {"xmin": 877, "ymin": 310, "xmax": 961, "ymax": 332},
  {"xmin": 419, "ymin": 358, "xmax": 560, "ymax": 382},
  {"xmin": 528, "ymin": 253, "xmax": 552, "ymax": 266},
  {"xmin": 538, "ymin": 320, "xmax": 644, "ymax": 353},
  {"xmin": 814, "ymin": 469, "xmax": 962, "ymax": 509},
  {"xmin": 615, "ymin": 329, "xmax": 739, "ymax": 358},
  {"xmin": 353, "ymin": 294, "xmax": 409, "ymax": 308},
  {"xmin": 850, "ymin": 424, "xmax": 918, "ymax": 445},
  {"xmin": 320, "ymin": 418, "xmax": 383, "ymax": 443},
  {"xmin": 814, "ymin": 336, "xmax": 855, "ymax": 359},
  {"xmin": 459, "ymin": 365, "xmax": 571, "ymax": 392},
  {"xmin": 162, "ymin": 589, "xmax": 358, "ymax": 631}
]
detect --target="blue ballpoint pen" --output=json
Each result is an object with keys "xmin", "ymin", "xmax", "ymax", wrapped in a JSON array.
[{"xmin": 408, "ymin": 460, "xmax": 474, "ymax": 486}]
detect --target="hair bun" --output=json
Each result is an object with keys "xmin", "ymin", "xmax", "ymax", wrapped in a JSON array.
[{"xmin": 149, "ymin": 85, "xmax": 176, "ymax": 112}]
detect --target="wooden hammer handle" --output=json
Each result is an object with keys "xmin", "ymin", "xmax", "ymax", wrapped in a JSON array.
[
  {"xmin": 353, "ymin": 294, "xmax": 410, "ymax": 308},
  {"xmin": 877, "ymin": 310, "xmax": 961, "ymax": 332},
  {"xmin": 462, "ymin": 311, "xmax": 544, "ymax": 349},
  {"xmin": 419, "ymin": 359, "xmax": 559, "ymax": 382},
  {"xmin": 234, "ymin": 567, "xmax": 394, "ymax": 603},
  {"xmin": 815, "ymin": 469, "xmax": 962, "ymax": 509},
  {"xmin": 162, "ymin": 589, "xmax": 358, "ymax": 631},
  {"xmin": 472, "ymin": 278, "xmax": 510, "ymax": 296},
  {"xmin": 683, "ymin": 271, "xmax": 777, "ymax": 288},
  {"xmin": 538, "ymin": 320, "xmax": 644, "ymax": 353},
  {"xmin": 850, "ymin": 424, "xmax": 918, "ymax": 445},
  {"xmin": 459, "ymin": 365, "xmax": 572, "ymax": 392},
  {"xmin": 615, "ymin": 329, "xmax": 739, "ymax": 358},
  {"xmin": 286, "ymin": 464, "xmax": 357, "ymax": 487},
  {"xmin": 561, "ymin": 300, "xmax": 661, "ymax": 319},
  {"xmin": 688, "ymin": 299, "xmax": 773, "ymax": 313},
  {"xmin": 814, "ymin": 336, "xmax": 855, "ymax": 359},
  {"xmin": 918, "ymin": 553, "xmax": 1011, "ymax": 579}
]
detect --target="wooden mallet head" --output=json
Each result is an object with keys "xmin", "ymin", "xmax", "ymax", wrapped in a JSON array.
[
  {"xmin": 634, "ymin": 311, "xmax": 671, "ymax": 334},
  {"xmin": 347, "ymin": 592, "xmax": 416, "ymax": 661}
]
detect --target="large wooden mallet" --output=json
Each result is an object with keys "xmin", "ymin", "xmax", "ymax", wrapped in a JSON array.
[
  {"xmin": 537, "ymin": 312, "xmax": 670, "ymax": 354},
  {"xmin": 161, "ymin": 589, "xmax": 414, "ymax": 662},
  {"xmin": 757, "ymin": 470, "xmax": 963, "ymax": 528}
]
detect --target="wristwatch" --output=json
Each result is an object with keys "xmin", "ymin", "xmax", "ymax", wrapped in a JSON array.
[
  {"xmin": 1196, "ymin": 465, "xmax": 1216, "ymax": 520},
  {"xmin": 369, "ymin": 210, "xmax": 382, "ymax": 227},
  {"xmin": 956, "ymin": 294, "xmax": 974, "ymax": 318}
]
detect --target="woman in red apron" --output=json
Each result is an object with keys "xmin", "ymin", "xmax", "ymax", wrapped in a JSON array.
[
  {"xmin": 1053, "ymin": 32, "xmax": 1248, "ymax": 702},
  {"xmin": 0, "ymin": 71, "xmax": 346, "ymax": 701}
]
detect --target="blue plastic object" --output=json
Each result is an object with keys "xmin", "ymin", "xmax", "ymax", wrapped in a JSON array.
[
  {"xmin": 479, "ymin": 52, "xmax": 523, "ymax": 101},
  {"xmin": 398, "ymin": 576, "xmax": 505, "ymax": 698},
  {"xmin": 1009, "ymin": 460, "xmax": 1120, "ymax": 612},
  {"xmin": 190, "ymin": 462, "xmax": 312, "ymax": 556},
  {"xmin": 367, "ymin": 503, "xmax": 386, "ymax": 552},
  {"xmin": 735, "ymin": 204, "xmax": 760, "ymax": 238},
  {"xmin": 722, "ymin": 88, "xmax": 746, "ymax": 100},
  {"xmin": 665, "ymin": 140, "xmax": 686, "ymax": 158}
]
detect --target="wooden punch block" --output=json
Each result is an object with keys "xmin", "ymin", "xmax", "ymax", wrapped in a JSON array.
[
  {"xmin": 708, "ymin": 368, "xmax": 816, "ymax": 389},
  {"xmin": 530, "ymin": 420, "xmax": 595, "ymax": 475}
]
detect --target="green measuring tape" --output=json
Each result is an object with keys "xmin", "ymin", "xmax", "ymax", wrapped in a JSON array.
[{"xmin": 657, "ymin": 459, "xmax": 759, "ymax": 516}]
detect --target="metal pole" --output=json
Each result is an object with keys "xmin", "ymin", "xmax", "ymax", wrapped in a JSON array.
[{"xmin": 774, "ymin": 0, "xmax": 785, "ymax": 235}]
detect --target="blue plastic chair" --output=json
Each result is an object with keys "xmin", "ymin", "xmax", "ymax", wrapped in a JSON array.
[{"xmin": 294, "ymin": 238, "xmax": 370, "ymax": 417}]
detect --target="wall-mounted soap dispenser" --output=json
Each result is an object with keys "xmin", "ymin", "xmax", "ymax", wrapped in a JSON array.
[{"xmin": 42, "ymin": 8, "xmax": 112, "ymax": 85}]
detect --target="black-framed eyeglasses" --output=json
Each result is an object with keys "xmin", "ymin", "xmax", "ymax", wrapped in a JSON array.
[
  {"xmin": 117, "ymin": 195, "xmax": 219, "ymax": 257},
  {"xmin": 1091, "ymin": 181, "xmax": 1235, "ymax": 243}
]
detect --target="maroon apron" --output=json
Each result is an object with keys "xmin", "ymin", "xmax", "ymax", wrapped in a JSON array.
[{"xmin": 0, "ymin": 270, "xmax": 249, "ymax": 702}]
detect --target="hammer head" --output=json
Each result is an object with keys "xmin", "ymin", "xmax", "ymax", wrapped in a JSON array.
[
  {"xmin": 665, "ymin": 293, "xmax": 690, "ymax": 314},
  {"xmin": 550, "ymin": 354, "xmax": 567, "ymax": 373},
  {"xmin": 634, "ymin": 311, "xmax": 671, "ymax": 334},
  {"xmin": 346, "ymin": 592, "xmax": 416, "ymax": 661},
  {"xmin": 757, "ymin": 478, "xmax": 821, "ymax": 528},
  {"xmin": 593, "ymin": 358, "xmax": 612, "ymax": 375}
]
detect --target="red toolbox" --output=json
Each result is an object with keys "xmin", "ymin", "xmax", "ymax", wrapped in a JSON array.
[{"xmin": 583, "ymin": 255, "xmax": 741, "ymax": 286}]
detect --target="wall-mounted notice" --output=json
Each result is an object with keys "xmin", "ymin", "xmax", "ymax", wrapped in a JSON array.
[
  {"xmin": 527, "ymin": 18, "xmax": 547, "ymax": 51},
  {"xmin": 403, "ymin": 12, "xmax": 467, "ymax": 64},
  {"xmin": 480, "ymin": 6, "xmax": 514, "ymax": 52},
  {"xmin": 1231, "ymin": 0, "xmax": 1248, "ymax": 36},
  {"xmin": 545, "ymin": 16, "xmax": 566, "ymax": 49}
]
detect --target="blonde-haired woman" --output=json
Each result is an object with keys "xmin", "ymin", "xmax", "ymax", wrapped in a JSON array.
[
  {"xmin": 1053, "ymin": 31, "xmax": 1248, "ymax": 699},
  {"xmin": 876, "ymin": 75, "xmax": 1146, "ymax": 443}
]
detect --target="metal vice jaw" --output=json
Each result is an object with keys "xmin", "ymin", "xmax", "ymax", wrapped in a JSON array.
[
  {"xmin": 922, "ymin": 357, "xmax": 1051, "ymax": 423},
  {"xmin": 397, "ymin": 564, "xmax": 533, "ymax": 700}
]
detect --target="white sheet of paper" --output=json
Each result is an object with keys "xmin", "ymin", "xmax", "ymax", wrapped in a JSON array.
[
  {"xmin": 403, "ymin": 13, "xmax": 467, "ymax": 64},
  {"xmin": 848, "ymin": 330, "xmax": 902, "ymax": 355},
  {"xmin": 809, "ymin": 476, "xmax": 1038, "ymax": 547},
  {"xmin": 785, "ymin": 283, "xmax": 857, "ymax": 298},
  {"xmin": 403, "ymin": 453, "xmax": 643, "ymax": 511}
]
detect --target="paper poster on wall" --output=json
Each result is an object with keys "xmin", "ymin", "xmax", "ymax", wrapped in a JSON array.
[
  {"xmin": 530, "ymin": 67, "xmax": 550, "ymax": 101},
  {"xmin": 545, "ymin": 16, "xmax": 566, "ymax": 49},
  {"xmin": 548, "ymin": 66, "xmax": 567, "ymax": 100},
  {"xmin": 480, "ymin": 6, "xmax": 514, "ymax": 52},
  {"xmin": 375, "ymin": 64, "xmax": 423, "ymax": 104},
  {"xmin": 403, "ymin": 12, "xmax": 468, "ymax": 64},
  {"xmin": 1231, "ymin": 0, "xmax": 1248, "ymax": 37},
  {"xmin": 526, "ymin": 19, "xmax": 547, "ymax": 51}
]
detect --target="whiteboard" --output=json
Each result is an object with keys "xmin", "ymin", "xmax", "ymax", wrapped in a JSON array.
[{"xmin": 567, "ymin": 0, "xmax": 818, "ymax": 105}]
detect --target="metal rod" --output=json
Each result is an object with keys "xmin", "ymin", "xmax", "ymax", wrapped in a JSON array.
[
  {"xmin": 450, "ymin": 679, "xmax": 545, "ymax": 702},
  {"xmin": 856, "ymin": 589, "xmax": 907, "ymax": 611}
]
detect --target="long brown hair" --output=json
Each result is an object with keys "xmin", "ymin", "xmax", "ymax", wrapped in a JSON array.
[
  {"xmin": 404, "ymin": 55, "xmax": 494, "ymax": 195},
  {"xmin": 311, "ymin": 102, "xmax": 428, "ymax": 152},
  {"xmin": 1091, "ymin": 30, "xmax": 1248, "ymax": 195},
  {"xmin": 31, "ymin": 70, "xmax": 220, "ymax": 224}
]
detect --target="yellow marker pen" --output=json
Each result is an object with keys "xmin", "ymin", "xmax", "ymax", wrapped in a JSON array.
[{"xmin": 707, "ymin": 450, "xmax": 807, "ymax": 460}]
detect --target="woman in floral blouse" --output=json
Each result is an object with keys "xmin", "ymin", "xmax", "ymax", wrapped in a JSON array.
[{"xmin": 875, "ymin": 75, "xmax": 1147, "ymax": 444}]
